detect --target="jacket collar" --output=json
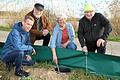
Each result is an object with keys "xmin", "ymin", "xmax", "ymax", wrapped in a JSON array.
[{"xmin": 17, "ymin": 22, "xmax": 28, "ymax": 34}]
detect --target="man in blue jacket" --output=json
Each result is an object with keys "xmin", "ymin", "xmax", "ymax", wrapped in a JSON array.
[{"xmin": 1, "ymin": 15, "xmax": 36, "ymax": 77}]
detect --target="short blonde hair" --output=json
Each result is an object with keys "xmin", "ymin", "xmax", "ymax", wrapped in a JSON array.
[
  {"xmin": 56, "ymin": 13, "xmax": 67, "ymax": 21},
  {"xmin": 24, "ymin": 15, "xmax": 34, "ymax": 22}
]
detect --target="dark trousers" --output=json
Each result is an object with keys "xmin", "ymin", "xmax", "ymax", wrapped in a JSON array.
[
  {"xmin": 86, "ymin": 41, "xmax": 106, "ymax": 53},
  {"xmin": 31, "ymin": 33, "xmax": 51, "ymax": 46},
  {"xmin": 66, "ymin": 42, "xmax": 77, "ymax": 50},
  {"xmin": 2, "ymin": 50, "xmax": 35, "ymax": 72}
]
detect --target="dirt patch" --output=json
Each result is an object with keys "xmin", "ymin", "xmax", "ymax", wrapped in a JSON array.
[
  {"xmin": 0, "ymin": 61, "xmax": 69, "ymax": 80},
  {"xmin": 29, "ymin": 68, "xmax": 69, "ymax": 80}
]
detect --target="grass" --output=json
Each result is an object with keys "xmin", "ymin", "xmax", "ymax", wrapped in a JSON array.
[
  {"xmin": 1, "ymin": 60, "xmax": 120, "ymax": 80},
  {"xmin": 108, "ymin": 35, "xmax": 120, "ymax": 42},
  {"xmin": 68, "ymin": 69, "xmax": 108, "ymax": 80},
  {"xmin": 31, "ymin": 61, "xmax": 54, "ymax": 69},
  {"xmin": 0, "ymin": 25, "xmax": 11, "ymax": 31}
]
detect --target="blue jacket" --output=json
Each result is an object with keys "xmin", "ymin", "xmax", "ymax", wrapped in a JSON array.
[
  {"xmin": 50, "ymin": 22, "xmax": 75, "ymax": 48},
  {"xmin": 1, "ymin": 22, "xmax": 34, "ymax": 59}
]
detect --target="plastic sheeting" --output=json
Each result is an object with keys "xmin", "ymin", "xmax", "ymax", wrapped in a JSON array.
[{"xmin": 0, "ymin": 42, "xmax": 120, "ymax": 76}]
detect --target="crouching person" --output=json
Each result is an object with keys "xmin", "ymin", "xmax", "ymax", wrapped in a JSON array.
[
  {"xmin": 1, "ymin": 15, "xmax": 36, "ymax": 77},
  {"xmin": 50, "ymin": 14, "xmax": 77, "ymax": 64}
]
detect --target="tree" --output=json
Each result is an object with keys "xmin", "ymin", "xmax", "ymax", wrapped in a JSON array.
[
  {"xmin": 108, "ymin": 0, "xmax": 120, "ymax": 36},
  {"xmin": 108, "ymin": 0, "xmax": 120, "ymax": 18}
]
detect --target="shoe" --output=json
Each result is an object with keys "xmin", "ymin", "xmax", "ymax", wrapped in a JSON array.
[{"xmin": 15, "ymin": 70, "xmax": 30, "ymax": 77}]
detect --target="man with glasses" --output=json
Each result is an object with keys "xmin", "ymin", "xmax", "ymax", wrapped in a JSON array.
[
  {"xmin": 78, "ymin": 4, "xmax": 112, "ymax": 53},
  {"xmin": 26, "ymin": 3, "xmax": 51, "ymax": 46}
]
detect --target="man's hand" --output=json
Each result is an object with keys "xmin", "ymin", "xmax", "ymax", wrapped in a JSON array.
[
  {"xmin": 53, "ymin": 54, "xmax": 58, "ymax": 64},
  {"xmin": 97, "ymin": 39, "xmax": 105, "ymax": 47},
  {"xmin": 42, "ymin": 29, "xmax": 49, "ymax": 36},
  {"xmin": 32, "ymin": 49, "xmax": 36, "ymax": 55},
  {"xmin": 26, "ymin": 55, "xmax": 32, "ymax": 61},
  {"xmin": 82, "ymin": 46, "xmax": 88, "ymax": 53}
]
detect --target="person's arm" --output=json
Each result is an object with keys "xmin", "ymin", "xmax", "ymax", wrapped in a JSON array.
[
  {"xmin": 78, "ymin": 20, "xmax": 88, "ymax": 52},
  {"xmin": 77, "ymin": 20, "xmax": 86, "ymax": 48},
  {"xmin": 51, "ymin": 48, "xmax": 58, "ymax": 64},
  {"xmin": 42, "ymin": 16, "xmax": 52, "ymax": 31},
  {"xmin": 50, "ymin": 24, "xmax": 59, "ymax": 64},
  {"xmin": 99, "ymin": 13, "xmax": 112, "ymax": 40},
  {"xmin": 50, "ymin": 25, "xmax": 58, "ymax": 48},
  {"xmin": 25, "ymin": 33, "xmax": 36, "ymax": 55}
]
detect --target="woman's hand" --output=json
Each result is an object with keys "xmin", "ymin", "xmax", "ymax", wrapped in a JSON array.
[
  {"xmin": 53, "ymin": 54, "xmax": 58, "ymax": 64},
  {"xmin": 52, "ymin": 48, "xmax": 58, "ymax": 64}
]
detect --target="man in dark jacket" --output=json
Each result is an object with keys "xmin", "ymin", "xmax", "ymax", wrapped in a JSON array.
[
  {"xmin": 78, "ymin": 4, "xmax": 112, "ymax": 53},
  {"xmin": 26, "ymin": 3, "xmax": 51, "ymax": 46},
  {"xmin": 1, "ymin": 15, "xmax": 36, "ymax": 77}
]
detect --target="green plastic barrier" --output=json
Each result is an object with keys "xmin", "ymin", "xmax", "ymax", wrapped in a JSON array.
[{"xmin": 0, "ymin": 42, "xmax": 120, "ymax": 77}]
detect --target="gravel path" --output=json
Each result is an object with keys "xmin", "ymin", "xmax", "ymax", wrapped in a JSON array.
[{"xmin": 0, "ymin": 31, "xmax": 120, "ymax": 56}]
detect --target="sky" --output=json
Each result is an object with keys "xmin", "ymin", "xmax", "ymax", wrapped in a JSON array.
[{"xmin": 0, "ymin": 0, "xmax": 112, "ymax": 18}]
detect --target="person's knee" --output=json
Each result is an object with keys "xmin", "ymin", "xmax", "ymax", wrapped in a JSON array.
[
  {"xmin": 18, "ymin": 51, "xmax": 24, "ymax": 58},
  {"xmin": 66, "ymin": 42, "xmax": 77, "ymax": 50}
]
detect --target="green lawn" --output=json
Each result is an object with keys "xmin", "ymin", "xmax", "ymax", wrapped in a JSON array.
[
  {"xmin": 0, "ymin": 26, "xmax": 11, "ymax": 31},
  {"xmin": 108, "ymin": 35, "xmax": 120, "ymax": 42}
]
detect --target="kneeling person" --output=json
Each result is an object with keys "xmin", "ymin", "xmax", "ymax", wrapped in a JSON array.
[
  {"xmin": 1, "ymin": 15, "xmax": 36, "ymax": 77},
  {"xmin": 50, "ymin": 14, "xmax": 77, "ymax": 64}
]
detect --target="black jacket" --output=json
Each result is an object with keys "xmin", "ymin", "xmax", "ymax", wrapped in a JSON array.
[{"xmin": 78, "ymin": 13, "xmax": 112, "ymax": 47}]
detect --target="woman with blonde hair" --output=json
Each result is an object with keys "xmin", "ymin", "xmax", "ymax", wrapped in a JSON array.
[{"xmin": 50, "ymin": 13, "xmax": 77, "ymax": 64}]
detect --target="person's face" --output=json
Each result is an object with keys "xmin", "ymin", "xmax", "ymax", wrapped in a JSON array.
[
  {"xmin": 57, "ymin": 18, "xmax": 66, "ymax": 27},
  {"xmin": 33, "ymin": 8, "xmax": 43, "ymax": 18},
  {"xmin": 84, "ymin": 10, "xmax": 95, "ymax": 20},
  {"xmin": 23, "ymin": 19, "xmax": 34, "ymax": 32}
]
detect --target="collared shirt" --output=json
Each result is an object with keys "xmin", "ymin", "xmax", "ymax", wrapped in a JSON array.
[
  {"xmin": 61, "ymin": 28, "xmax": 69, "ymax": 44},
  {"xmin": 36, "ymin": 17, "xmax": 43, "ymax": 31},
  {"xmin": 50, "ymin": 22, "xmax": 75, "ymax": 48}
]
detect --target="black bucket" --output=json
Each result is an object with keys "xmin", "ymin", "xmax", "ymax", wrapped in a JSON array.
[{"xmin": 55, "ymin": 65, "xmax": 71, "ymax": 73}]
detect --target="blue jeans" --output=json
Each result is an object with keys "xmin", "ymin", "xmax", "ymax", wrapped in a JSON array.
[
  {"xmin": 2, "ymin": 50, "xmax": 35, "ymax": 72},
  {"xmin": 66, "ymin": 42, "xmax": 77, "ymax": 50}
]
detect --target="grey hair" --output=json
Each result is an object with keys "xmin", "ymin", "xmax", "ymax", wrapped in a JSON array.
[{"xmin": 56, "ymin": 13, "xmax": 68, "ymax": 21}]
